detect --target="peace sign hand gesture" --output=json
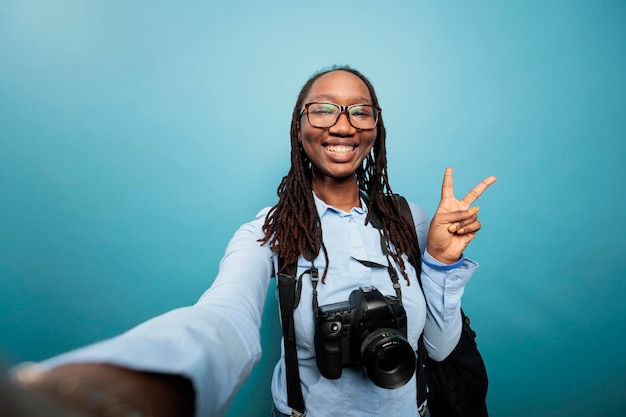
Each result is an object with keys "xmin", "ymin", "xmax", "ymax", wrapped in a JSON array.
[{"xmin": 427, "ymin": 167, "xmax": 497, "ymax": 265}]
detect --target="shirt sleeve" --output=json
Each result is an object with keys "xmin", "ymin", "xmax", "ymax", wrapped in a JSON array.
[
  {"xmin": 37, "ymin": 208, "xmax": 275, "ymax": 417},
  {"xmin": 407, "ymin": 201, "xmax": 478, "ymax": 362}
]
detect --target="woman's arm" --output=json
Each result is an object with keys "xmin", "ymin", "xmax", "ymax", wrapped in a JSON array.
[
  {"xmin": 14, "ymin": 208, "xmax": 275, "ymax": 417},
  {"xmin": 412, "ymin": 168, "xmax": 495, "ymax": 361}
]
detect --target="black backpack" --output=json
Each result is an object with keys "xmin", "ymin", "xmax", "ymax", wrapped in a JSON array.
[{"xmin": 276, "ymin": 195, "xmax": 489, "ymax": 417}]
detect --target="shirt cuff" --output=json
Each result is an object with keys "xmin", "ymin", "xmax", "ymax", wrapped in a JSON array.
[{"xmin": 422, "ymin": 250, "xmax": 465, "ymax": 270}]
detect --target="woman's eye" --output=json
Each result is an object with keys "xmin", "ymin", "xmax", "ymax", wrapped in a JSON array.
[
  {"xmin": 350, "ymin": 107, "xmax": 372, "ymax": 117},
  {"xmin": 311, "ymin": 105, "xmax": 337, "ymax": 115}
]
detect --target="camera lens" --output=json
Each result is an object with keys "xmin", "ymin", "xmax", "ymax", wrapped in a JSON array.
[
  {"xmin": 378, "ymin": 349, "xmax": 399, "ymax": 372},
  {"xmin": 360, "ymin": 328, "xmax": 416, "ymax": 389}
]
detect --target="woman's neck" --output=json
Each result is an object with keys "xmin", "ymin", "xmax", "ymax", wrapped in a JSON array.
[{"xmin": 312, "ymin": 176, "xmax": 361, "ymax": 212}]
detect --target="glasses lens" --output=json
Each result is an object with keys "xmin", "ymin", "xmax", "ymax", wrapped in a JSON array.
[
  {"xmin": 348, "ymin": 105, "xmax": 378, "ymax": 129},
  {"xmin": 305, "ymin": 103, "xmax": 379, "ymax": 129},
  {"xmin": 307, "ymin": 103, "xmax": 340, "ymax": 128}
]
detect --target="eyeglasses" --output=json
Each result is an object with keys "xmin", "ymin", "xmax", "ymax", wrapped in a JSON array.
[{"xmin": 300, "ymin": 102, "xmax": 381, "ymax": 130}]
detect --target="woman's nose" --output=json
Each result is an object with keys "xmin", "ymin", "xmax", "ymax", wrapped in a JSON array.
[{"xmin": 330, "ymin": 111, "xmax": 355, "ymax": 134}]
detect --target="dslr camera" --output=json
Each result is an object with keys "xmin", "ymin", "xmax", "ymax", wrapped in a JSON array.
[{"xmin": 314, "ymin": 286, "xmax": 416, "ymax": 388}]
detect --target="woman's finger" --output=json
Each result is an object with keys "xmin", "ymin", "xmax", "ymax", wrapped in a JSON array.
[
  {"xmin": 455, "ymin": 219, "xmax": 482, "ymax": 235},
  {"xmin": 440, "ymin": 167, "xmax": 455, "ymax": 199},
  {"xmin": 447, "ymin": 214, "xmax": 480, "ymax": 233},
  {"xmin": 438, "ymin": 207, "xmax": 479, "ymax": 228},
  {"xmin": 460, "ymin": 176, "xmax": 497, "ymax": 206}
]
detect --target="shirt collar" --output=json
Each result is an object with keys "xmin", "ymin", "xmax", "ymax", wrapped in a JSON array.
[{"xmin": 312, "ymin": 191, "xmax": 368, "ymax": 219}]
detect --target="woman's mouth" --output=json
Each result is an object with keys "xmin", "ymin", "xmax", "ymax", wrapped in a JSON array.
[{"xmin": 324, "ymin": 145, "xmax": 356, "ymax": 155}]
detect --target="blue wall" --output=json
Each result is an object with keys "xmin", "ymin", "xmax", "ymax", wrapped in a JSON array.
[{"xmin": 1, "ymin": 1, "xmax": 625, "ymax": 416}]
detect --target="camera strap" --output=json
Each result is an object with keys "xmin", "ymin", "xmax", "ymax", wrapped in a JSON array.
[
  {"xmin": 277, "ymin": 248, "xmax": 319, "ymax": 416},
  {"xmin": 352, "ymin": 253, "xmax": 402, "ymax": 302},
  {"xmin": 277, "ymin": 267, "xmax": 306, "ymax": 416}
]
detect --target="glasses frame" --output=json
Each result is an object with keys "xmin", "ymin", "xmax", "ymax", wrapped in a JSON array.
[{"xmin": 299, "ymin": 102, "xmax": 381, "ymax": 130}]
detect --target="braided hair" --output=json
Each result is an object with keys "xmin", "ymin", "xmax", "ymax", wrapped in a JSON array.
[{"xmin": 260, "ymin": 65, "xmax": 420, "ymax": 284}]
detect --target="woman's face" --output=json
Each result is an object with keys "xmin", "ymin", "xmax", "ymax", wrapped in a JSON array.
[{"xmin": 298, "ymin": 70, "xmax": 377, "ymax": 184}]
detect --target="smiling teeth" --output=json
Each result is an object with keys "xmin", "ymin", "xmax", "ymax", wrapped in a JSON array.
[{"xmin": 325, "ymin": 145, "xmax": 355, "ymax": 154}]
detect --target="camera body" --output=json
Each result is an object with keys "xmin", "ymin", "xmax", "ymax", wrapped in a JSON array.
[{"xmin": 314, "ymin": 286, "xmax": 416, "ymax": 388}]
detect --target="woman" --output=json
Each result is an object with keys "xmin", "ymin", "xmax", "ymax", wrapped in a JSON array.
[{"xmin": 8, "ymin": 66, "xmax": 495, "ymax": 417}]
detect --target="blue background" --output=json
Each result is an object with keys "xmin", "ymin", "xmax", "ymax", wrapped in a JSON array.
[{"xmin": 1, "ymin": 1, "xmax": 625, "ymax": 416}]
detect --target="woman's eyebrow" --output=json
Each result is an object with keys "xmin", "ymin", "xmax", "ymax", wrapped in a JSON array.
[{"xmin": 310, "ymin": 93, "xmax": 373, "ymax": 103}]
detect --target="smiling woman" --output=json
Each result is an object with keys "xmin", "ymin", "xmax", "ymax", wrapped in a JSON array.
[{"xmin": 6, "ymin": 65, "xmax": 495, "ymax": 417}]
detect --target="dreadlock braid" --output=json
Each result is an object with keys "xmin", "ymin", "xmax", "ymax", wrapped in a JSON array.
[{"xmin": 260, "ymin": 66, "xmax": 420, "ymax": 285}]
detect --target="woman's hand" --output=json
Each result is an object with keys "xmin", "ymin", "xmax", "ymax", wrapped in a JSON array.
[
  {"xmin": 427, "ymin": 167, "xmax": 497, "ymax": 264},
  {"xmin": 4, "ymin": 363, "xmax": 195, "ymax": 417},
  {"xmin": 1, "ymin": 366, "xmax": 85, "ymax": 417}
]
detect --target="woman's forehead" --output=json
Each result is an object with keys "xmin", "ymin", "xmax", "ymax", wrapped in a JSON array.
[{"xmin": 305, "ymin": 70, "xmax": 373, "ymax": 104}]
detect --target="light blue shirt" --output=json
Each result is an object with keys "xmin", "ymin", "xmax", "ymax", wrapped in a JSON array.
[{"xmin": 40, "ymin": 194, "xmax": 478, "ymax": 417}]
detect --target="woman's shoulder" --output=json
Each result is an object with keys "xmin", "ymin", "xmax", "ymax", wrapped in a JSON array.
[
  {"xmin": 231, "ymin": 206, "xmax": 273, "ymax": 238},
  {"xmin": 237, "ymin": 206, "xmax": 271, "ymax": 226},
  {"xmin": 224, "ymin": 206, "xmax": 275, "ymax": 255},
  {"xmin": 253, "ymin": 206, "xmax": 273, "ymax": 223}
]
